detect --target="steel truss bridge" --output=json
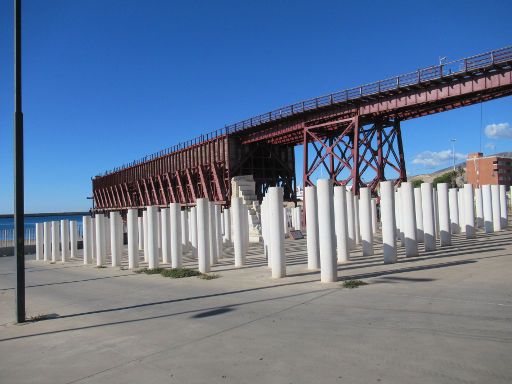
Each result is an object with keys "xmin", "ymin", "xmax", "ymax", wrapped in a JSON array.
[{"xmin": 92, "ymin": 46, "xmax": 512, "ymax": 212}]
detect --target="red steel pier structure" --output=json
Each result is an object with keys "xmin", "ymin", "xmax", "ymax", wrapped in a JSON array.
[{"xmin": 92, "ymin": 46, "xmax": 512, "ymax": 212}]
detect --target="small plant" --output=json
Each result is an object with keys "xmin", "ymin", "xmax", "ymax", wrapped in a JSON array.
[
  {"xmin": 27, "ymin": 313, "xmax": 57, "ymax": 322},
  {"xmin": 95, "ymin": 265, "xmax": 107, "ymax": 269},
  {"xmin": 198, "ymin": 273, "xmax": 220, "ymax": 280},
  {"xmin": 134, "ymin": 267, "xmax": 165, "ymax": 274},
  {"xmin": 161, "ymin": 268, "xmax": 201, "ymax": 278},
  {"xmin": 342, "ymin": 279, "xmax": 368, "ymax": 289}
]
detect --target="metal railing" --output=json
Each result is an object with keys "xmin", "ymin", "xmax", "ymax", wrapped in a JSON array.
[
  {"xmin": 98, "ymin": 45, "xmax": 512, "ymax": 177},
  {"xmin": 0, "ymin": 225, "xmax": 83, "ymax": 248}
]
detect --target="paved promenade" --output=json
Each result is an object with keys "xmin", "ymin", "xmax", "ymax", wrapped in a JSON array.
[{"xmin": 1, "ymin": 230, "xmax": 511, "ymax": 384}]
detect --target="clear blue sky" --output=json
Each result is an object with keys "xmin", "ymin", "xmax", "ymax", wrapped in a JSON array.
[{"xmin": 0, "ymin": 0, "xmax": 511, "ymax": 213}]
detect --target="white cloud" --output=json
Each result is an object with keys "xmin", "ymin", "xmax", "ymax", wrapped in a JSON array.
[
  {"xmin": 485, "ymin": 142, "xmax": 496, "ymax": 150},
  {"xmin": 485, "ymin": 122, "xmax": 512, "ymax": 139},
  {"xmin": 412, "ymin": 149, "xmax": 466, "ymax": 168}
]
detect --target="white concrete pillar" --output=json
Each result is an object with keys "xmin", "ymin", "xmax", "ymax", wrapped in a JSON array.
[
  {"xmin": 169, "ymin": 203, "xmax": 182, "ymax": 268},
  {"xmin": 421, "ymin": 183, "xmax": 436, "ymax": 252},
  {"xmin": 475, "ymin": 188, "xmax": 484, "ymax": 228},
  {"xmin": 458, "ymin": 189, "xmax": 466, "ymax": 233},
  {"xmin": 449, "ymin": 188, "xmax": 460, "ymax": 234},
  {"xmin": 138, "ymin": 216, "xmax": 144, "ymax": 251},
  {"xmin": 157, "ymin": 210, "xmax": 162, "ymax": 252},
  {"xmin": 282, "ymin": 207, "xmax": 288, "ymax": 237},
  {"xmin": 143, "ymin": 211, "xmax": 149, "ymax": 262},
  {"xmin": 82, "ymin": 216, "xmax": 92, "ymax": 264},
  {"xmin": 346, "ymin": 188, "xmax": 356, "ymax": 250},
  {"xmin": 160, "ymin": 208, "xmax": 170, "ymax": 264},
  {"xmin": 334, "ymin": 186, "xmax": 350, "ymax": 263},
  {"xmin": 95, "ymin": 214, "xmax": 106, "ymax": 266},
  {"xmin": 397, "ymin": 187, "xmax": 405, "ymax": 247},
  {"xmin": 268, "ymin": 187, "xmax": 286, "ymax": 278},
  {"xmin": 91, "ymin": 217, "xmax": 96, "ymax": 261},
  {"xmin": 243, "ymin": 204, "xmax": 249, "ymax": 255},
  {"xmin": 232, "ymin": 197, "xmax": 244, "ymax": 267},
  {"xmin": 223, "ymin": 208, "xmax": 231, "ymax": 244},
  {"xmin": 354, "ymin": 195, "xmax": 361, "ymax": 245},
  {"xmin": 294, "ymin": 206, "xmax": 302, "ymax": 231},
  {"xmin": 380, "ymin": 181, "xmax": 397, "ymax": 263},
  {"xmin": 181, "ymin": 209, "xmax": 189, "ymax": 252},
  {"xmin": 146, "ymin": 206, "xmax": 159, "ymax": 269},
  {"xmin": 127, "ymin": 209, "xmax": 139, "ymax": 269},
  {"xmin": 60, "ymin": 219, "xmax": 69, "ymax": 262},
  {"xmin": 482, "ymin": 185, "xmax": 494, "ymax": 233},
  {"xmin": 499, "ymin": 184, "xmax": 507, "ymax": 228},
  {"xmin": 215, "ymin": 205, "xmax": 223, "ymax": 259},
  {"xmin": 305, "ymin": 186, "xmax": 320, "ymax": 269},
  {"xmin": 261, "ymin": 197, "xmax": 269, "ymax": 264},
  {"xmin": 395, "ymin": 190, "xmax": 401, "ymax": 244},
  {"xmin": 491, "ymin": 184, "xmax": 502, "ymax": 232},
  {"xmin": 51, "ymin": 221, "xmax": 60, "ymax": 262},
  {"xmin": 359, "ymin": 187, "xmax": 374, "ymax": 256},
  {"xmin": 35, "ymin": 223, "xmax": 43, "ymax": 261},
  {"xmin": 414, "ymin": 188, "xmax": 424, "ymax": 243},
  {"xmin": 105, "ymin": 215, "xmax": 111, "ymax": 255},
  {"xmin": 401, "ymin": 182, "xmax": 418, "ymax": 257},
  {"xmin": 437, "ymin": 183, "xmax": 451, "ymax": 246},
  {"xmin": 190, "ymin": 206, "xmax": 198, "ymax": 257},
  {"xmin": 464, "ymin": 184, "xmax": 475, "ymax": 239},
  {"xmin": 433, "ymin": 188, "xmax": 439, "ymax": 237},
  {"xmin": 371, "ymin": 198, "xmax": 377, "ymax": 235},
  {"xmin": 110, "ymin": 212, "xmax": 121, "ymax": 267},
  {"xmin": 208, "ymin": 203, "xmax": 218, "ymax": 265},
  {"xmin": 317, "ymin": 180, "xmax": 337, "ymax": 282},
  {"xmin": 43, "ymin": 221, "xmax": 51, "ymax": 262},
  {"xmin": 70, "ymin": 221, "xmax": 78, "ymax": 259},
  {"xmin": 196, "ymin": 198, "xmax": 210, "ymax": 273}
]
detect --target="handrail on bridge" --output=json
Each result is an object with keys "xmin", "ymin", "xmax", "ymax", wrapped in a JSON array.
[{"xmin": 98, "ymin": 45, "xmax": 512, "ymax": 177}]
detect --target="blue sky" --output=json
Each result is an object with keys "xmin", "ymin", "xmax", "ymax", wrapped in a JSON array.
[{"xmin": 0, "ymin": 0, "xmax": 511, "ymax": 213}]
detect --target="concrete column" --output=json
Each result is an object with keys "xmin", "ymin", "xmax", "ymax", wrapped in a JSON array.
[
  {"xmin": 195, "ymin": 198, "xmax": 210, "ymax": 273},
  {"xmin": 161, "ymin": 208, "xmax": 170, "ymax": 264},
  {"xmin": 243, "ymin": 204, "xmax": 249, "ymax": 255},
  {"xmin": 401, "ymin": 182, "xmax": 418, "ymax": 257},
  {"xmin": 449, "ymin": 188, "xmax": 460, "ymax": 234},
  {"xmin": 223, "ymin": 208, "xmax": 231, "ymax": 244},
  {"xmin": 60, "ymin": 219, "xmax": 70, "ymax": 262},
  {"xmin": 354, "ymin": 195, "xmax": 361, "ymax": 245},
  {"xmin": 232, "ymin": 197, "xmax": 244, "ymax": 267},
  {"xmin": 82, "ymin": 216, "xmax": 92, "ymax": 264},
  {"xmin": 157, "ymin": 210, "xmax": 162, "ymax": 252},
  {"xmin": 458, "ymin": 189, "xmax": 466, "ymax": 233},
  {"xmin": 346, "ymin": 188, "xmax": 356, "ymax": 250},
  {"xmin": 317, "ymin": 180, "xmax": 337, "ymax": 282},
  {"xmin": 395, "ymin": 190, "xmax": 402, "ymax": 244},
  {"xmin": 359, "ymin": 187, "xmax": 374, "ymax": 256},
  {"xmin": 138, "ymin": 216, "xmax": 144, "ymax": 251},
  {"xmin": 380, "ymin": 181, "xmax": 397, "ymax": 263},
  {"xmin": 95, "ymin": 214, "xmax": 106, "ymax": 266},
  {"xmin": 464, "ymin": 184, "xmax": 475, "ymax": 239},
  {"xmin": 268, "ymin": 187, "xmax": 286, "ymax": 278},
  {"xmin": 146, "ymin": 206, "xmax": 158, "ymax": 269},
  {"xmin": 433, "ymin": 188, "xmax": 439, "ymax": 237},
  {"xmin": 491, "ymin": 184, "xmax": 502, "ymax": 232},
  {"xmin": 35, "ymin": 223, "xmax": 43, "ymax": 261},
  {"xmin": 437, "ymin": 183, "xmax": 451, "ymax": 246},
  {"xmin": 43, "ymin": 221, "xmax": 51, "ymax": 262},
  {"xmin": 305, "ymin": 186, "xmax": 320, "ymax": 269},
  {"xmin": 482, "ymin": 185, "xmax": 494, "ymax": 233},
  {"xmin": 499, "ymin": 184, "xmax": 507, "ymax": 228},
  {"xmin": 397, "ymin": 188, "xmax": 405, "ymax": 247},
  {"xmin": 283, "ymin": 207, "xmax": 288, "ymax": 237},
  {"xmin": 294, "ymin": 206, "xmax": 302, "ymax": 231},
  {"xmin": 334, "ymin": 186, "xmax": 350, "ymax": 263},
  {"xmin": 91, "ymin": 217, "xmax": 96, "ymax": 261},
  {"xmin": 209, "ymin": 203, "xmax": 218, "ymax": 265},
  {"xmin": 70, "ymin": 221, "xmax": 78, "ymax": 259},
  {"xmin": 110, "ymin": 212, "xmax": 121, "ymax": 267},
  {"xmin": 143, "ymin": 211, "xmax": 149, "ymax": 262},
  {"xmin": 261, "ymin": 197, "xmax": 269, "ymax": 264},
  {"xmin": 169, "ymin": 203, "xmax": 182, "ymax": 268},
  {"xmin": 51, "ymin": 221, "xmax": 60, "ymax": 262},
  {"xmin": 190, "ymin": 206, "xmax": 198, "ymax": 257},
  {"xmin": 371, "ymin": 198, "xmax": 378, "ymax": 235},
  {"xmin": 421, "ymin": 183, "xmax": 436, "ymax": 252},
  {"xmin": 181, "ymin": 209, "xmax": 189, "ymax": 252},
  {"xmin": 475, "ymin": 188, "xmax": 484, "ymax": 228},
  {"xmin": 127, "ymin": 209, "xmax": 139, "ymax": 269},
  {"xmin": 215, "ymin": 205, "xmax": 223, "ymax": 259},
  {"xmin": 414, "ymin": 188, "xmax": 424, "ymax": 243}
]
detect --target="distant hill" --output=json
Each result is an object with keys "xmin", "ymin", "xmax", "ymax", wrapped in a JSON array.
[{"xmin": 410, "ymin": 151, "xmax": 512, "ymax": 182}]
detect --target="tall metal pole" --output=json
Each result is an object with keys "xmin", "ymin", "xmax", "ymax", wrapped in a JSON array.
[{"xmin": 14, "ymin": 0, "xmax": 25, "ymax": 323}]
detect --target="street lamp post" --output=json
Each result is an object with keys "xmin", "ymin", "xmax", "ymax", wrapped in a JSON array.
[{"xmin": 14, "ymin": 0, "xmax": 25, "ymax": 323}]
